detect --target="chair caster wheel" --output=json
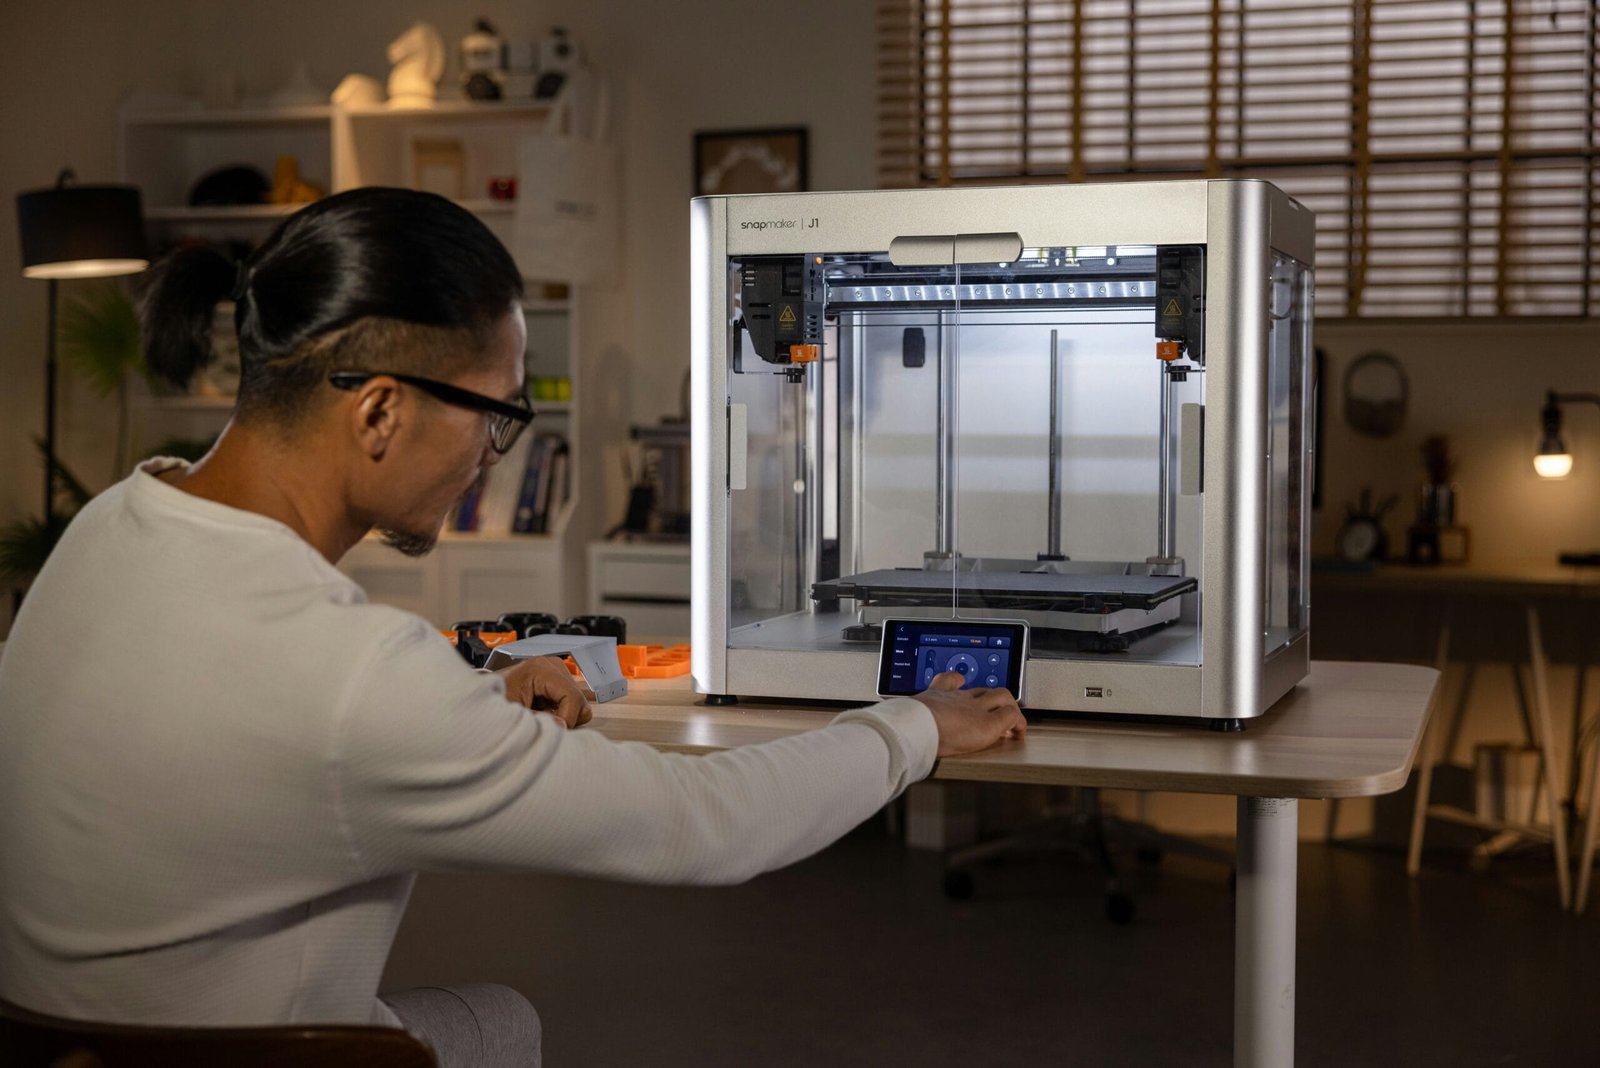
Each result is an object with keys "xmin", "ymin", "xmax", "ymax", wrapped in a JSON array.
[
  {"xmin": 1106, "ymin": 892, "xmax": 1136, "ymax": 924},
  {"xmin": 942, "ymin": 870, "xmax": 975, "ymax": 900}
]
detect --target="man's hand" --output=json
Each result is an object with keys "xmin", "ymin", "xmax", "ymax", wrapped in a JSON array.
[
  {"xmin": 496, "ymin": 656, "xmax": 593, "ymax": 728},
  {"xmin": 912, "ymin": 671, "xmax": 1027, "ymax": 758}
]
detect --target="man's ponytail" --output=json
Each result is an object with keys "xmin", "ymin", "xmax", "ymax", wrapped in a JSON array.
[{"xmin": 138, "ymin": 245, "xmax": 240, "ymax": 388}]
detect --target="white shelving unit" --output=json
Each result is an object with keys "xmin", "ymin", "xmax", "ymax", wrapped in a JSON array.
[
  {"xmin": 331, "ymin": 99, "xmax": 554, "ymax": 260},
  {"xmin": 119, "ymin": 105, "xmax": 333, "ymax": 245},
  {"xmin": 587, "ymin": 541, "xmax": 691, "ymax": 645},
  {"xmin": 340, "ymin": 531, "xmax": 577, "ymax": 628},
  {"xmin": 119, "ymin": 97, "xmax": 589, "ymax": 627},
  {"xmin": 143, "ymin": 204, "xmax": 303, "ymax": 222}
]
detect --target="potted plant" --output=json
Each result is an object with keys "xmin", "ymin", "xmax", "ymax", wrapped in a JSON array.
[{"xmin": 1, "ymin": 285, "xmax": 147, "ymax": 590}]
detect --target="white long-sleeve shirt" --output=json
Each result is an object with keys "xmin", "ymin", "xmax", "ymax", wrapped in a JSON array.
[{"xmin": 0, "ymin": 459, "xmax": 937, "ymax": 1027}]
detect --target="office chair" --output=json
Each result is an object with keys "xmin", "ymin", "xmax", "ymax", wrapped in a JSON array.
[
  {"xmin": 0, "ymin": 997, "xmax": 437, "ymax": 1068},
  {"xmin": 940, "ymin": 786, "xmax": 1234, "ymax": 924}
]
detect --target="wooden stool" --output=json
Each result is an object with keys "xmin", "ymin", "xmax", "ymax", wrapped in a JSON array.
[
  {"xmin": 1567, "ymin": 656, "xmax": 1600, "ymax": 913},
  {"xmin": 1406, "ymin": 605, "xmax": 1572, "ymax": 908}
]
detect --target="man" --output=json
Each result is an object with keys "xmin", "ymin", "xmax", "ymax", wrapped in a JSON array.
[{"xmin": 0, "ymin": 189, "xmax": 1025, "ymax": 1066}]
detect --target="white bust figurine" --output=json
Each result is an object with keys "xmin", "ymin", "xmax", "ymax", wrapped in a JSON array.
[{"xmin": 387, "ymin": 22, "xmax": 445, "ymax": 108}]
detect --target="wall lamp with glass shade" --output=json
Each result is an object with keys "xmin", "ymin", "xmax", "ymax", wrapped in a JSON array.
[
  {"xmin": 15, "ymin": 169, "xmax": 148, "ymax": 528},
  {"xmin": 1534, "ymin": 389, "xmax": 1600, "ymax": 568},
  {"xmin": 1535, "ymin": 390, "xmax": 1600, "ymax": 481}
]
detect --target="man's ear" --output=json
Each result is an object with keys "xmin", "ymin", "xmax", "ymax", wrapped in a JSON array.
[{"xmin": 349, "ymin": 378, "xmax": 405, "ymax": 460}]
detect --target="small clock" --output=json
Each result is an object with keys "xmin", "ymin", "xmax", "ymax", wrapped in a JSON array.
[
  {"xmin": 1337, "ymin": 516, "xmax": 1385, "ymax": 563},
  {"xmin": 1336, "ymin": 488, "xmax": 1397, "ymax": 564}
]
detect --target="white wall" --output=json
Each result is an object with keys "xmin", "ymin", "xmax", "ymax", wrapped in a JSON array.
[
  {"xmin": 1313, "ymin": 320, "xmax": 1600, "ymax": 565},
  {"xmin": 7, "ymin": 3, "xmax": 1594, "ymax": 569},
  {"xmin": 1, "ymin": 2, "xmax": 190, "ymax": 536},
  {"xmin": 0, "ymin": 0, "xmax": 877, "ymax": 620}
]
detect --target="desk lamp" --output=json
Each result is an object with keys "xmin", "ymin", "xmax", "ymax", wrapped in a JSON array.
[
  {"xmin": 1534, "ymin": 389, "xmax": 1600, "ymax": 567},
  {"xmin": 15, "ymin": 169, "xmax": 148, "ymax": 527}
]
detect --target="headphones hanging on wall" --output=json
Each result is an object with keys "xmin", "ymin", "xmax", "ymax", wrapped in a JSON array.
[{"xmin": 1342, "ymin": 351, "xmax": 1410, "ymax": 439}]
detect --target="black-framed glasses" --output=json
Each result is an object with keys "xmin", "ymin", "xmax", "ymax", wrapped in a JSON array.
[{"xmin": 329, "ymin": 371, "xmax": 534, "ymax": 454}]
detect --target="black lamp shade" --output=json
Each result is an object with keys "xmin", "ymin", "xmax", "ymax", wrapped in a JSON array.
[
  {"xmin": 17, "ymin": 183, "xmax": 148, "ymax": 279},
  {"xmin": 1539, "ymin": 394, "xmax": 1565, "ymax": 453}
]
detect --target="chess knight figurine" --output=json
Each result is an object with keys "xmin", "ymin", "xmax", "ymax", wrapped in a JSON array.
[{"xmin": 387, "ymin": 22, "xmax": 446, "ymax": 108}]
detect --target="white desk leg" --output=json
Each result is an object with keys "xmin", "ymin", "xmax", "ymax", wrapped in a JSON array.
[
  {"xmin": 1576, "ymin": 739, "xmax": 1600, "ymax": 913},
  {"xmin": 1407, "ymin": 618, "xmax": 1454, "ymax": 876},
  {"xmin": 1525, "ymin": 606, "xmax": 1573, "ymax": 910},
  {"xmin": 1406, "ymin": 709, "xmax": 1441, "ymax": 877},
  {"xmin": 1236, "ymin": 796, "xmax": 1297, "ymax": 1068}
]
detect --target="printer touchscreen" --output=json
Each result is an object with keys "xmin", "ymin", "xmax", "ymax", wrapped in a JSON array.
[{"xmin": 877, "ymin": 619, "xmax": 1028, "ymax": 699}]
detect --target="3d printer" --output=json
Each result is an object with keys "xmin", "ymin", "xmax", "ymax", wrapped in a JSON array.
[{"xmin": 690, "ymin": 180, "xmax": 1315, "ymax": 726}]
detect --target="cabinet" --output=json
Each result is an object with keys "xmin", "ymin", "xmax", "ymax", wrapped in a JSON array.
[
  {"xmin": 587, "ymin": 541, "xmax": 691, "ymax": 644},
  {"xmin": 342, "ymin": 533, "xmax": 572, "ymax": 628},
  {"xmin": 119, "ymin": 98, "xmax": 588, "ymax": 626}
]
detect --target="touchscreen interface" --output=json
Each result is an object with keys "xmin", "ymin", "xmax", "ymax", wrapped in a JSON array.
[{"xmin": 877, "ymin": 618, "xmax": 1028, "ymax": 698}]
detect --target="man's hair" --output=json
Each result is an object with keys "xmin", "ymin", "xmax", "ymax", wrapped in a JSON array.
[{"xmin": 139, "ymin": 187, "xmax": 524, "ymax": 425}]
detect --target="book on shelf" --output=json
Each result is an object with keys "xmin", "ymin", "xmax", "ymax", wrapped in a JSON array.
[
  {"xmin": 510, "ymin": 432, "xmax": 570, "ymax": 535},
  {"xmin": 531, "ymin": 441, "xmax": 569, "ymax": 530},
  {"xmin": 448, "ymin": 431, "xmax": 568, "ymax": 536},
  {"xmin": 473, "ymin": 430, "xmax": 535, "ymax": 534},
  {"xmin": 452, "ymin": 479, "xmax": 484, "ymax": 532}
]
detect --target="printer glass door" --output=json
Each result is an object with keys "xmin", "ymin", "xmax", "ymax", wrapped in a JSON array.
[{"xmin": 948, "ymin": 247, "xmax": 1205, "ymax": 667}]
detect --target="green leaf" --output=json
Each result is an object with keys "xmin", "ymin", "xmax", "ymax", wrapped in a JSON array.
[
  {"xmin": 4, "ymin": 441, "xmax": 98, "ymax": 584},
  {"xmin": 0, "ymin": 512, "xmax": 73, "ymax": 584},
  {"xmin": 57, "ymin": 284, "xmax": 144, "ymax": 398},
  {"xmin": 31, "ymin": 437, "xmax": 94, "ymax": 510}
]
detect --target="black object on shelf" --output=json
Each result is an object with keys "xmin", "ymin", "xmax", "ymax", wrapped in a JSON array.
[
  {"xmin": 1558, "ymin": 552, "xmax": 1600, "ymax": 568},
  {"xmin": 612, "ymin": 422, "xmax": 690, "ymax": 540},
  {"xmin": 188, "ymin": 165, "xmax": 271, "ymax": 207}
]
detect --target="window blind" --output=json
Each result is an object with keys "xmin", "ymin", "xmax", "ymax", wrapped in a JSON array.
[{"xmin": 878, "ymin": 0, "xmax": 1600, "ymax": 318}]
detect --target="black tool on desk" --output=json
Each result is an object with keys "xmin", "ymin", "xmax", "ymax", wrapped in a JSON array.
[
  {"xmin": 453, "ymin": 629, "xmax": 493, "ymax": 668},
  {"xmin": 450, "ymin": 620, "xmax": 521, "ymax": 669},
  {"xmin": 498, "ymin": 612, "xmax": 560, "ymax": 638},
  {"xmin": 558, "ymin": 614, "xmax": 628, "ymax": 643}
]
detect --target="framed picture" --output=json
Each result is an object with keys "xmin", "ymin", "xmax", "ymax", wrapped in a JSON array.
[
  {"xmin": 693, "ymin": 127, "xmax": 808, "ymax": 196},
  {"xmin": 408, "ymin": 136, "xmax": 466, "ymax": 200}
]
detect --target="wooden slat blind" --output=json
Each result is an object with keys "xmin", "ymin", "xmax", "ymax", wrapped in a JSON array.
[{"xmin": 878, "ymin": 0, "xmax": 1600, "ymax": 318}]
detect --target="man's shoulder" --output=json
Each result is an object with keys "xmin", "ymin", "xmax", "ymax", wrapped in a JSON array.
[
  {"xmin": 308, "ymin": 596, "xmax": 471, "ymax": 695},
  {"xmin": 322, "ymin": 596, "xmax": 440, "ymax": 649}
]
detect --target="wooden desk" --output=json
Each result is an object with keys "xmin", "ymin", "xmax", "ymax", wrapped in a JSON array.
[
  {"xmin": 593, "ymin": 661, "xmax": 1438, "ymax": 1068},
  {"xmin": 1315, "ymin": 561, "xmax": 1600, "ymax": 910},
  {"xmin": 1314, "ymin": 560, "xmax": 1600, "ymax": 600}
]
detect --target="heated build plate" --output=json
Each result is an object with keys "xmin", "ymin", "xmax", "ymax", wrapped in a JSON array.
[{"xmin": 811, "ymin": 569, "xmax": 1197, "ymax": 613}]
